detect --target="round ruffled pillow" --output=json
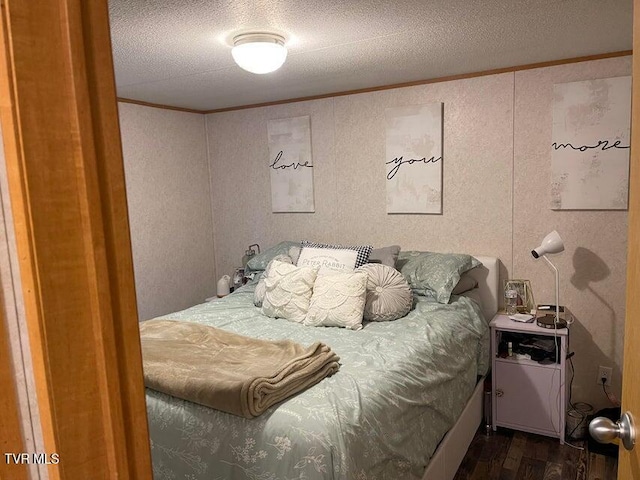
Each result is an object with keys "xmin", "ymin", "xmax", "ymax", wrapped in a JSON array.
[{"xmin": 357, "ymin": 263, "xmax": 413, "ymax": 322}]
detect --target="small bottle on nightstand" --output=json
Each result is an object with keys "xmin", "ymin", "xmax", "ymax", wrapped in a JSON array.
[{"xmin": 505, "ymin": 288, "xmax": 518, "ymax": 315}]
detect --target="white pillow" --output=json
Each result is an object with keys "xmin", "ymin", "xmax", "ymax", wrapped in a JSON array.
[
  {"xmin": 254, "ymin": 254, "xmax": 293, "ymax": 307},
  {"xmin": 296, "ymin": 247, "xmax": 358, "ymax": 275},
  {"xmin": 304, "ymin": 272, "xmax": 367, "ymax": 330},
  {"xmin": 261, "ymin": 261, "xmax": 318, "ymax": 323},
  {"xmin": 357, "ymin": 263, "xmax": 413, "ymax": 322}
]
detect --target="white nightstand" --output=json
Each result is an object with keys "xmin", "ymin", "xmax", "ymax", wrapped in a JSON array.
[{"xmin": 490, "ymin": 313, "xmax": 569, "ymax": 444}]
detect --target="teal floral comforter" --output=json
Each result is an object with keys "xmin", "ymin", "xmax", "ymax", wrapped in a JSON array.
[{"xmin": 147, "ymin": 284, "xmax": 489, "ymax": 480}]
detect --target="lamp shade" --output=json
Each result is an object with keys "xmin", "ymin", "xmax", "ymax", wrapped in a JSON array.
[
  {"xmin": 531, "ymin": 230, "xmax": 564, "ymax": 258},
  {"xmin": 232, "ymin": 33, "xmax": 287, "ymax": 74}
]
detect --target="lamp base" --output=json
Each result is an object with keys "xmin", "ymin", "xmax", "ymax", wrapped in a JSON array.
[{"xmin": 536, "ymin": 314, "xmax": 567, "ymax": 329}]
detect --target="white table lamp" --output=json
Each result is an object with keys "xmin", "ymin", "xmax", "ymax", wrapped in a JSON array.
[{"xmin": 531, "ymin": 230, "xmax": 565, "ymax": 325}]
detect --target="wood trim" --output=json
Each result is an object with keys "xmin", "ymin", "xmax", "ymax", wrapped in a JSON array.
[
  {"xmin": 0, "ymin": 7, "xmax": 32, "ymax": 480},
  {"xmin": 619, "ymin": 2, "xmax": 640, "ymax": 478},
  {"xmin": 115, "ymin": 50, "xmax": 632, "ymax": 115},
  {"xmin": 0, "ymin": 1, "xmax": 152, "ymax": 478},
  {"xmin": 204, "ymin": 50, "xmax": 633, "ymax": 114},
  {"xmin": 117, "ymin": 96, "xmax": 204, "ymax": 114},
  {"xmin": 0, "ymin": 291, "xmax": 28, "ymax": 480}
]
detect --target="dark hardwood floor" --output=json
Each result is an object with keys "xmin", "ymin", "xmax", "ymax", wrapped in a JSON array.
[{"xmin": 453, "ymin": 427, "xmax": 618, "ymax": 480}]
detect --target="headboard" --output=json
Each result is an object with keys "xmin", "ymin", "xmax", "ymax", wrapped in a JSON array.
[{"xmin": 465, "ymin": 255, "xmax": 500, "ymax": 321}]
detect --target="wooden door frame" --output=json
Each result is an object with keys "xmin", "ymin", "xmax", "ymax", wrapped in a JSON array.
[
  {"xmin": 619, "ymin": 1, "xmax": 640, "ymax": 478},
  {"xmin": 0, "ymin": 287, "xmax": 28, "ymax": 480},
  {"xmin": 0, "ymin": 1, "xmax": 151, "ymax": 478},
  {"xmin": 0, "ymin": 0, "xmax": 638, "ymax": 479}
]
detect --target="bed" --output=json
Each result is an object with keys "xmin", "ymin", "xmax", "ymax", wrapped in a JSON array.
[{"xmin": 144, "ymin": 254, "xmax": 499, "ymax": 480}]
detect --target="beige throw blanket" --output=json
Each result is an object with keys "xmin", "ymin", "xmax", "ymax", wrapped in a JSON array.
[{"xmin": 139, "ymin": 320, "xmax": 340, "ymax": 418}]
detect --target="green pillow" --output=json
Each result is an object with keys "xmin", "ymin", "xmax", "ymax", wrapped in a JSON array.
[
  {"xmin": 397, "ymin": 251, "xmax": 481, "ymax": 304},
  {"xmin": 246, "ymin": 241, "xmax": 298, "ymax": 273}
]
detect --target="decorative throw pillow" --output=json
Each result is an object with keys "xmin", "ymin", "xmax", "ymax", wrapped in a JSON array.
[
  {"xmin": 357, "ymin": 264, "xmax": 413, "ymax": 322},
  {"xmin": 451, "ymin": 271, "xmax": 479, "ymax": 295},
  {"xmin": 301, "ymin": 241, "xmax": 372, "ymax": 268},
  {"xmin": 297, "ymin": 247, "xmax": 358, "ymax": 275},
  {"xmin": 254, "ymin": 254, "xmax": 293, "ymax": 307},
  {"xmin": 246, "ymin": 241, "xmax": 299, "ymax": 274},
  {"xmin": 261, "ymin": 261, "xmax": 318, "ymax": 323},
  {"xmin": 368, "ymin": 245, "xmax": 401, "ymax": 268},
  {"xmin": 398, "ymin": 251, "xmax": 481, "ymax": 304},
  {"xmin": 288, "ymin": 245, "xmax": 301, "ymax": 265},
  {"xmin": 304, "ymin": 272, "xmax": 367, "ymax": 330}
]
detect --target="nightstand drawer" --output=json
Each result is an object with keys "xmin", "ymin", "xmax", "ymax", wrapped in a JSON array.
[{"xmin": 494, "ymin": 360, "xmax": 562, "ymax": 437}]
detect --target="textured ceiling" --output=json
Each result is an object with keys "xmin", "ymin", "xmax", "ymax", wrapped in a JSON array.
[{"xmin": 109, "ymin": 0, "xmax": 633, "ymax": 111}]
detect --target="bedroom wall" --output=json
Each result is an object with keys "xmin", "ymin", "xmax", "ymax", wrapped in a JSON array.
[
  {"xmin": 119, "ymin": 103, "xmax": 216, "ymax": 320},
  {"xmin": 205, "ymin": 55, "xmax": 631, "ymax": 409},
  {"xmin": 512, "ymin": 57, "xmax": 631, "ymax": 406},
  {"xmin": 206, "ymin": 73, "xmax": 514, "ymax": 279}
]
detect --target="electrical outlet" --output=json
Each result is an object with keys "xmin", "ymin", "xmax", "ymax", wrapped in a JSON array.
[{"xmin": 597, "ymin": 366, "xmax": 613, "ymax": 386}]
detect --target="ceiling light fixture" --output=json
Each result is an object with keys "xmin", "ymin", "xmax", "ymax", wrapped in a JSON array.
[{"xmin": 232, "ymin": 32, "xmax": 287, "ymax": 74}]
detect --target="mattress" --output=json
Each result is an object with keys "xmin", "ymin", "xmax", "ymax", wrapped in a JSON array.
[{"xmin": 146, "ymin": 284, "xmax": 489, "ymax": 480}]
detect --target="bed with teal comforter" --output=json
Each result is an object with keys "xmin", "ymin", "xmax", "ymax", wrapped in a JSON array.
[{"xmin": 146, "ymin": 283, "xmax": 489, "ymax": 480}]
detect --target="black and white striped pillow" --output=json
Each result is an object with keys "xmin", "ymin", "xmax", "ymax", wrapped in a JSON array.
[{"xmin": 301, "ymin": 241, "xmax": 373, "ymax": 268}]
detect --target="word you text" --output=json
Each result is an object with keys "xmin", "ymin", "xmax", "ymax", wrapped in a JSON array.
[{"xmin": 386, "ymin": 155, "xmax": 441, "ymax": 180}]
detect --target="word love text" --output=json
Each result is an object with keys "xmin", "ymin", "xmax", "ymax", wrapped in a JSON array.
[{"xmin": 270, "ymin": 151, "xmax": 313, "ymax": 171}]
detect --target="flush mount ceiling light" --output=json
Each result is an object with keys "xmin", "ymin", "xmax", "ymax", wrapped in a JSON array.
[{"xmin": 232, "ymin": 32, "xmax": 287, "ymax": 74}]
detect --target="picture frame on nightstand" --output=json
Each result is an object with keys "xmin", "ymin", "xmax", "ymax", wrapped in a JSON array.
[{"xmin": 504, "ymin": 279, "xmax": 536, "ymax": 314}]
